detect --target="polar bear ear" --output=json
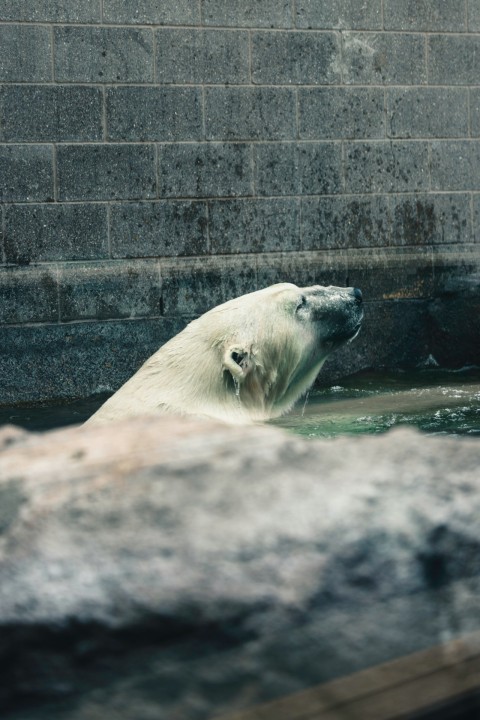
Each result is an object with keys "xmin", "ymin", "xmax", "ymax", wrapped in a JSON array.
[{"xmin": 223, "ymin": 345, "xmax": 252, "ymax": 383}]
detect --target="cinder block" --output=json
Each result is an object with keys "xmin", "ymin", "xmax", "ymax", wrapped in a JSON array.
[
  {"xmin": 301, "ymin": 196, "xmax": 390, "ymax": 250},
  {"xmin": 474, "ymin": 195, "xmax": 480, "ymax": 241},
  {"xmin": 0, "ymin": 25, "xmax": 51, "ymax": 82},
  {"xmin": 4, "ymin": 203, "xmax": 108, "ymax": 264},
  {"xmin": 429, "ymin": 292, "xmax": 480, "ymax": 367},
  {"xmin": 430, "ymin": 140, "xmax": 480, "ymax": 191},
  {"xmin": 428, "ymin": 35, "xmax": 480, "ymax": 85},
  {"xmin": 202, "ymin": 0, "xmax": 293, "ymax": 28},
  {"xmin": 161, "ymin": 258, "xmax": 226, "ymax": 316},
  {"xmin": 107, "ymin": 87, "xmax": 202, "ymax": 142},
  {"xmin": 58, "ymin": 260, "xmax": 161, "ymax": 322},
  {"xmin": 322, "ymin": 299, "xmax": 430, "ymax": 378},
  {"xmin": 161, "ymin": 256, "xmax": 258, "ymax": 317},
  {"xmin": 297, "ymin": 143, "xmax": 343, "ymax": 195},
  {"xmin": 256, "ymin": 250, "xmax": 348, "ymax": 288},
  {"xmin": 253, "ymin": 142, "xmax": 342, "ymax": 196},
  {"xmin": 158, "ymin": 143, "xmax": 253, "ymax": 198},
  {"xmin": 0, "ymin": 266, "xmax": 59, "ymax": 324},
  {"xmin": 298, "ymin": 88, "xmax": 384, "ymax": 139},
  {"xmin": 0, "ymin": 319, "xmax": 183, "ymax": 404},
  {"xmin": 343, "ymin": 33, "xmax": 426, "ymax": 85},
  {"xmin": 390, "ymin": 194, "xmax": 472, "ymax": 245},
  {"xmin": 253, "ymin": 143, "xmax": 298, "ymax": 196},
  {"xmin": 470, "ymin": 2, "xmax": 480, "ymax": 32},
  {"xmin": 54, "ymin": 27, "xmax": 154, "ymax": 83},
  {"xmin": 344, "ymin": 246, "xmax": 435, "ymax": 303},
  {"xmin": 251, "ymin": 31, "xmax": 341, "ymax": 84},
  {"xmin": 0, "ymin": 207, "xmax": 4, "ymax": 264},
  {"xmin": 295, "ymin": 0, "xmax": 382, "ymax": 29},
  {"xmin": 103, "ymin": 0, "xmax": 199, "ymax": 24},
  {"xmin": 0, "ymin": 0, "xmax": 101, "ymax": 21},
  {"xmin": 431, "ymin": 245, "xmax": 480, "ymax": 297},
  {"xmin": 205, "ymin": 88, "xmax": 296, "ymax": 141},
  {"xmin": 345, "ymin": 141, "xmax": 430, "ymax": 193},
  {"xmin": 470, "ymin": 89, "xmax": 480, "ymax": 136},
  {"xmin": 221, "ymin": 256, "xmax": 258, "ymax": 301},
  {"xmin": 0, "ymin": 86, "xmax": 103, "ymax": 143},
  {"xmin": 57, "ymin": 145, "xmax": 156, "ymax": 201},
  {"xmin": 155, "ymin": 29, "xmax": 249, "ymax": 84},
  {"xmin": 0, "ymin": 145, "xmax": 53, "ymax": 202},
  {"xmin": 387, "ymin": 88, "xmax": 468, "ymax": 138},
  {"xmin": 384, "ymin": 0, "xmax": 466, "ymax": 31},
  {"xmin": 110, "ymin": 201, "xmax": 208, "ymax": 258},
  {"xmin": 208, "ymin": 198, "xmax": 301, "ymax": 254}
]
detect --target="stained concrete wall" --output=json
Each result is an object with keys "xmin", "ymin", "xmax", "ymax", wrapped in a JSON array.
[{"xmin": 1, "ymin": 1, "xmax": 480, "ymax": 403}]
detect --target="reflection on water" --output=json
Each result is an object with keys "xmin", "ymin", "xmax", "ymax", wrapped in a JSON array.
[
  {"xmin": 1, "ymin": 369, "xmax": 480, "ymax": 437},
  {"xmin": 272, "ymin": 367, "xmax": 480, "ymax": 439}
]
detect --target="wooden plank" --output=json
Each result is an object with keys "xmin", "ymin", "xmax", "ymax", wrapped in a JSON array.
[{"xmin": 212, "ymin": 632, "xmax": 480, "ymax": 720}]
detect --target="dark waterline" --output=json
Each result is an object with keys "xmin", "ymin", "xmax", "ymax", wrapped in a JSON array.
[
  {"xmin": 1, "ymin": 368, "xmax": 480, "ymax": 437},
  {"xmin": 0, "ymin": 392, "xmax": 112, "ymax": 432}
]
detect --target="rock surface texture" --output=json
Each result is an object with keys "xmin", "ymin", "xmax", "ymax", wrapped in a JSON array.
[{"xmin": 1, "ymin": 417, "xmax": 480, "ymax": 719}]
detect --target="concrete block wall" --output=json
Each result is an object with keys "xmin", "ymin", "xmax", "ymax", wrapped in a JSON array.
[{"xmin": 1, "ymin": 1, "xmax": 480, "ymax": 403}]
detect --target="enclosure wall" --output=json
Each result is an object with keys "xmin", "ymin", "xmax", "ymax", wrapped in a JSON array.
[{"xmin": 1, "ymin": 1, "xmax": 480, "ymax": 402}]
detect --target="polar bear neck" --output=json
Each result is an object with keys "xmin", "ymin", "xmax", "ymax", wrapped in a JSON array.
[
  {"xmin": 141, "ymin": 325, "xmax": 297, "ymax": 423},
  {"xmin": 137, "ymin": 311, "xmax": 323, "ymax": 423}
]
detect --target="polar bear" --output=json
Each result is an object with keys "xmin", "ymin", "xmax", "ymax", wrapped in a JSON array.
[{"xmin": 86, "ymin": 283, "xmax": 363, "ymax": 426}]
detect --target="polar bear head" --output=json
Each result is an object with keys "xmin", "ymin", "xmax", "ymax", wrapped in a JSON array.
[
  {"xmin": 86, "ymin": 283, "xmax": 363, "ymax": 426},
  {"xmin": 215, "ymin": 283, "xmax": 364, "ymax": 419}
]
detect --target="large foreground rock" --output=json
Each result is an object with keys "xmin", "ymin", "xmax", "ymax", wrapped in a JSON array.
[{"xmin": 1, "ymin": 417, "xmax": 480, "ymax": 719}]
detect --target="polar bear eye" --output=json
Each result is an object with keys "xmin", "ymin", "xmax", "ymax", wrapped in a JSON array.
[{"xmin": 296, "ymin": 295, "xmax": 307, "ymax": 312}]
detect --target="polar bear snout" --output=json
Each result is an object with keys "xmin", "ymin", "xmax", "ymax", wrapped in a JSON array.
[
  {"xmin": 306, "ymin": 284, "xmax": 364, "ymax": 347},
  {"xmin": 347, "ymin": 286, "xmax": 364, "ymax": 331},
  {"xmin": 353, "ymin": 287, "xmax": 363, "ymax": 304},
  {"xmin": 344, "ymin": 286, "xmax": 364, "ymax": 334}
]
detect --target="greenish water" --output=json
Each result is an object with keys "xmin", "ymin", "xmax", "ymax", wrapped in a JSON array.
[
  {"xmin": 272, "ymin": 368, "xmax": 480, "ymax": 439},
  {"xmin": 1, "ymin": 369, "xmax": 480, "ymax": 437}
]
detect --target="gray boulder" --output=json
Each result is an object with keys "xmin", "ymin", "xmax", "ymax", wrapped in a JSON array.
[{"xmin": 1, "ymin": 417, "xmax": 480, "ymax": 719}]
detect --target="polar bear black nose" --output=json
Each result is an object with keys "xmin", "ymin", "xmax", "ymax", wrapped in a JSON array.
[{"xmin": 353, "ymin": 287, "xmax": 363, "ymax": 304}]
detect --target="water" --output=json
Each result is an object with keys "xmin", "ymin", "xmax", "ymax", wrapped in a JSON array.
[
  {"xmin": 272, "ymin": 368, "xmax": 480, "ymax": 439},
  {"xmin": 1, "ymin": 369, "xmax": 480, "ymax": 437},
  {"xmin": 0, "ymin": 393, "xmax": 111, "ymax": 432}
]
